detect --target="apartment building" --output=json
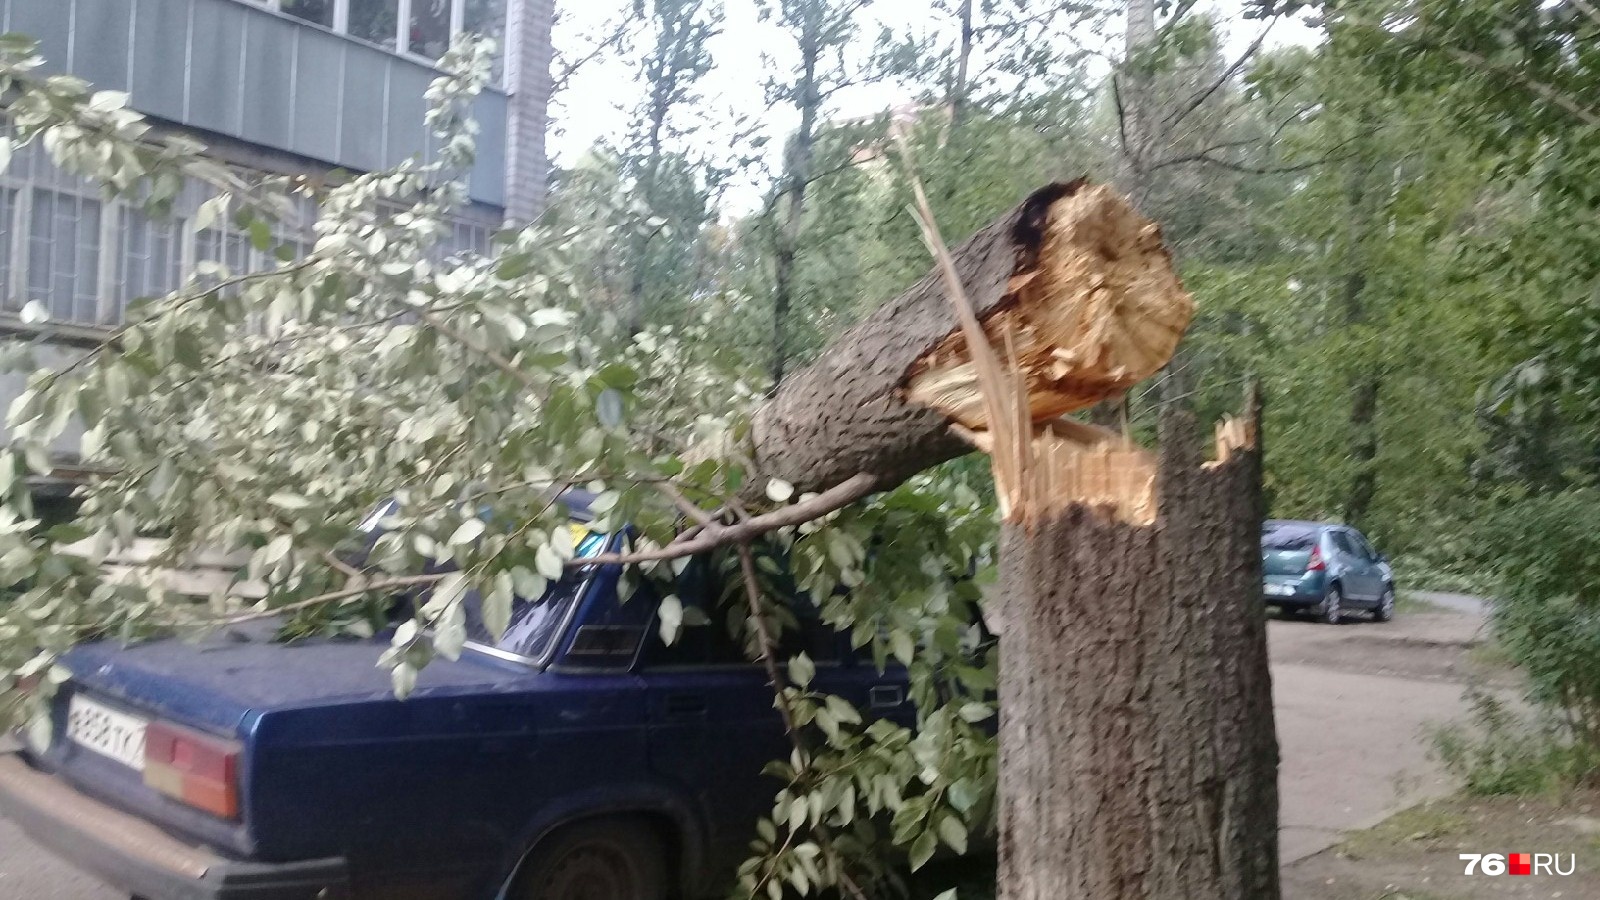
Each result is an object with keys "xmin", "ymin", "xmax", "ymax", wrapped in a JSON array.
[{"xmin": 0, "ymin": 0, "xmax": 556, "ymax": 497}]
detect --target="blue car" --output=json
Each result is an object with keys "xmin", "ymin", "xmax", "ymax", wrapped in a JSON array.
[
  {"xmin": 0, "ymin": 504, "xmax": 914, "ymax": 900},
  {"xmin": 1261, "ymin": 519, "xmax": 1396, "ymax": 624}
]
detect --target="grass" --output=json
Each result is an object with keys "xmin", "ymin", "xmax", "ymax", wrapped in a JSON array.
[
  {"xmin": 1337, "ymin": 801, "xmax": 1470, "ymax": 859},
  {"xmin": 1394, "ymin": 590, "xmax": 1447, "ymax": 615}
]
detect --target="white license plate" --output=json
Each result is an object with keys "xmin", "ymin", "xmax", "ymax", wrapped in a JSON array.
[
  {"xmin": 67, "ymin": 695, "xmax": 148, "ymax": 772},
  {"xmin": 1265, "ymin": 583, "xmax": 1293, "ymax": 597}
]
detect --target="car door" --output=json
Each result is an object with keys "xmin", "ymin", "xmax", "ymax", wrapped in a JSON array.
[
  {"xmin": 636, "ymin": 550, "xmax": 904, "ymax": 884},
  {"xmin": 1349, "ymin": 530, "xmax": 1388, "ymax": 604},
  {"xmin": 635, "ymin": 554, "xmax": 794, "ymax": 883},
  {"xmin": 1331, "ymin": 529, "xmax": 1378, "ymax": 602}
]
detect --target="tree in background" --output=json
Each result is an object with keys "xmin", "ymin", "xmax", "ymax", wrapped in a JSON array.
[
  {"xmin": 623, "ymin": 0, "xmax": 723, "ymax": 335},
  {"xmin": 759, "ymin": 0, "xmax": 872, "ymax": 386}
]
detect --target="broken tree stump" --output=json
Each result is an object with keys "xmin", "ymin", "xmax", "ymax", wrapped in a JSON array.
[{"xmin": 993, "ymin": 399, "xmax": 1278, "ymax": 900}]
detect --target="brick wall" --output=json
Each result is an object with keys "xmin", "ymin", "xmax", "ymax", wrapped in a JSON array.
[{"xmin": 504, "ymin": 0, "xmax": 556, "ymax": 224}]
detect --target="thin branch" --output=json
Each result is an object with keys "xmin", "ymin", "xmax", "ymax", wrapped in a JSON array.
[
  {"xmin": 655, "ymin": 481, "xmax": 718, "ymax": 529},
  {"xmin": 1338, "ymin": 12, "xmax": 1600, "ymax": 129},
  {"xmin": 1152, "ymin": 150, "xmax": 1356, "ymax": 176},
  {"xmin": 217, "ymin": 573, "xmax": 445, "ymax": 626},
  {"xmin": 736, "ymin": 543, "xmax": 868, "ymax": 900},
  {"xmin": 1161, "ymin": 21, "xmax": 1273, "ymax": 132},
  {"xmin": 414, "ymin": 308, "xmax": 541, "ymax": 394},
  {"xmin": 550, "ymin": 17, "xmax": 637, "ymax": 97},
  {"xmin": 1111, "ymin": 74, "xmax": 1136, "ymax": 168},
  {"xmin": 1432, "ymin": 42, "xmax": 1600, "ymax": 128},
  {"xmin": 578, "ymin": 473, "xmax": 878, "ymax": 568},
  {"xmin": 739, "ymin": 543, "xmax": 799, "ymax": 735},
  {"xmin": 324, "ymin": 551, "xmax": 363, "ymax": 580}
]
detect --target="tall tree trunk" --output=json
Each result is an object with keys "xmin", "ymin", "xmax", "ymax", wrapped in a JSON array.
[
  {"xmin": 625, "ymin": 106, "xmax": 668, "ymax": 337},
  {"xmin": 1116, "ymin": 0, "xmax": 1159, "ymax": 207},
  {"xmin": 771, "ymin": 33, "xmax": 821, "ymax": 388},
  {"xmin": 948, "ymin": 0, "xmax": 974, "ymax": 128},
  {"xmin": 1338, "ymin": 150, "xmax": 1380, "ymax": 529},
  {"xmin": 1345, "ymin": 367, "xmax": 1380, "ymax": 527},
  {"xmin": 1085, "ymin": 0, "xmax": 1162, "ymax": 430}
]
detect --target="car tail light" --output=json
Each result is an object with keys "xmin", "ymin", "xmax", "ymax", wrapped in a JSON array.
[
  {"xmin": 144, "ymin": 721, "xmax": 241, "ymax": 819},
  {"xmin": 1306, "ymin": 545, "xmax": 1326, "ymax": 572}
]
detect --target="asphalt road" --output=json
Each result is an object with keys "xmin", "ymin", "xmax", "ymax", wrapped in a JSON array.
[{"xmin": 0, "ymin": 599, "xmax": 1489, "ymax": 898}]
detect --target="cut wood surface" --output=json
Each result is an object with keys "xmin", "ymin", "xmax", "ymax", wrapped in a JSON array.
[{"xmin": 905, "ymin": 183, "xmax": 1191, "ymax": 430}]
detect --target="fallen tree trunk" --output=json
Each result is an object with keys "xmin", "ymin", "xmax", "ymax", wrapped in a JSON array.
[{"xmin": 746, "ymin": 180, "xmax": 1189, "ymax": 497}]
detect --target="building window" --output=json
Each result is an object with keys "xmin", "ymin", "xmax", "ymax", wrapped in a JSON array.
[
  {"xmin": 0, "ymin": 141, "xmax": 504, "ymax": 331},
  {"xmin": 409, "ymin": 0, "xmax": 453, "ymax": 58},
  {"xmin": 117, "ymin": 208, "xmax": 186, "ymax": 319},
  {"xmin": 463, "ymin": 0, "xmax": 507, "ymax": 82},
  {"xmin": 252, "ymin": 0, "xmax": 507, "ymax": 79},
  {"xmin": 348, "ymin": 0, "xmax": 401, "ymax": 50},
  {"xmin": 195, "ymin": 226, "xmax": 253, "ymax": 286},
  {"xmin": 26, "ymin": 189, "xmax": 103, "ymax": 325},
  {"xmin": 280, "ymin": 0, "xmax": 336, "ymax": 27}
]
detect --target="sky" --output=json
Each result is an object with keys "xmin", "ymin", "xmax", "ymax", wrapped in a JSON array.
[{"xmin": 547, "ymin": 1, "xmax": 1322, "ymax": 209}]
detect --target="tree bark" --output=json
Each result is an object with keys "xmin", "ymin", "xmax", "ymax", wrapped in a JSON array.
[{"xmin": 995, "ymin": 399, "xmax": 1279, "ymax": 900}]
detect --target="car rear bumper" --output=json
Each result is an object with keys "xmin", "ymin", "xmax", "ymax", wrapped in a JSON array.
[
  {"xmin": 0, "ymin": 751, "xmax": 350, "ymax": 900},
  {"xmin": 1265, "ymin": 593, "xmax": 1321, "ymax": 609}
]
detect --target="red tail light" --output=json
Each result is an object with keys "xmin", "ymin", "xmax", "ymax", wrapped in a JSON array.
[
  {"xmin": 1306, "ymin": 545, "xmax": 1326, "ymax": 572},
  {"xmin": 144, "ymin": 721, "xmax": 241, "ymax": 819}
]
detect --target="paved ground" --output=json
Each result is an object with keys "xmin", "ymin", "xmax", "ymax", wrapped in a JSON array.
[
  {"xmin": 1269, "ymin": 601, "xmax": 1488, "ymax": 863},
  {"xmin": 0, "ymin": 599, "xmax": 1489, "ymax": 898}
]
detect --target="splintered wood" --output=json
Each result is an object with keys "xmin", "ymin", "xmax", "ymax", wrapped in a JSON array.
[{"xmin": 902, "ymin": 183, "xmax": 1197, "ymax": 525}]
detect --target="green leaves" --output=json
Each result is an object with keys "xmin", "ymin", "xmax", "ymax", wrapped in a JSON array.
[
  {"xmin": 766, "ymin": 478, "xmax": 795, "ymax": 503},
  {"xmin": 658, "ymin": 594, "xmax": 684, "ymax": 645},
  {"xmin": 448, "ymin": 517, "xmax": 486, "ymax": 546},
  {"xmin": 788, "ymin": 651, "xmax": 815, "ymax": 687}
]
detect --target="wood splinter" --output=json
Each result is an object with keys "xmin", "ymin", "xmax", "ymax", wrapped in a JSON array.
[{"xmin": 901, "ymin": 181, "xmax": 1193, "ymax": 525}]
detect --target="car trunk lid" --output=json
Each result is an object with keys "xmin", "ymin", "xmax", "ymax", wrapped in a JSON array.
[{"xmin": 61, "ymin": 622, "xmax": 517, "ymax": 732}]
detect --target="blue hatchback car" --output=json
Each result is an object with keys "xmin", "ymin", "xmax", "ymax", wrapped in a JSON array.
[
  {"xmin": 1261, "ymin": 519, "xmax": 1396, "ymax": 624},
  {"xmin": 0, "ymin": 503, "xmax": 914, "ymax": 900}
]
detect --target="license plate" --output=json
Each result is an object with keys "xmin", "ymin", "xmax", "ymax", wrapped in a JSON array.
[
  {"xmin": 1265, "ymin": 583, "xmax": 1293, "ymax": 597},
  {"xmin": 67, "ymin": 695, "xmax": 148, "ymax": 772}
]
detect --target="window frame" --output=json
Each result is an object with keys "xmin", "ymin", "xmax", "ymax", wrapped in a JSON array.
[
  {"xmin": 248, "ymin": 0, "xmax": 504, "ymax": 81},
  {"xmin": 2, "ymin": 137, "xmax": 494, "ymax": 332}
]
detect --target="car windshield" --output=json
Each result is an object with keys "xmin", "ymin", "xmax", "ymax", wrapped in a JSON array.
[{"xmin": 463, "ymin": 526, "xmax": 610, "ymax": 662}]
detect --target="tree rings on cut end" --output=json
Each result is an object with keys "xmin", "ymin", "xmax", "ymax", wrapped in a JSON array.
[{"xmin": 903, "ymin": 184, "xmax": 1193, "ymax": 432}]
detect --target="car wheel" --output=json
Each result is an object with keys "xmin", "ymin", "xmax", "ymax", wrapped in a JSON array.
[
  {"xmin": 510, "ymin": 818, "xmax": 669, "ymax": 900},
  {"xmin": 1373, "ymin": 586, "xmax": 1395, "ymax": 622},
  {"xmin": 1320, "ymin": 584, "xmax": 1344, "ymax": 625}
]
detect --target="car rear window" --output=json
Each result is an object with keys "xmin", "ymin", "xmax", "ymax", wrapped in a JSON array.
[{"xmin": 1262, "ymin": 523, "xmax": 1318, "ymax": 551}]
